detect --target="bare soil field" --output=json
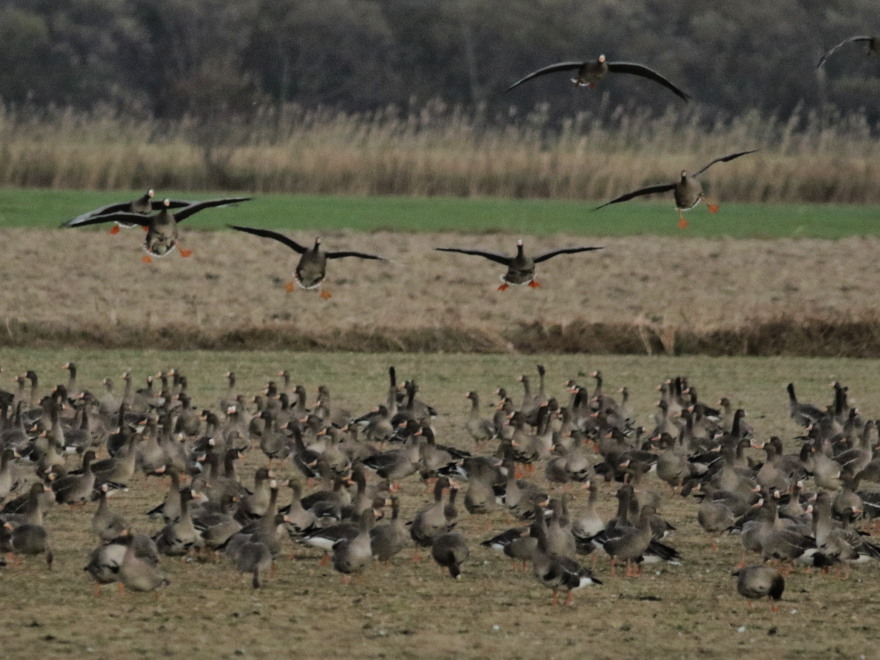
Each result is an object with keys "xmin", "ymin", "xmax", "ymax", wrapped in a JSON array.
[{"xmin": 3, "ymin": 228, "xmax": 880, "ymax": 355}]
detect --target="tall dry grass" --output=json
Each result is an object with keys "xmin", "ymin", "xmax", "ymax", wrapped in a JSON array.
[{"xmin": 0, "ymin": 101, "xmax": 878, "ymax": 202}]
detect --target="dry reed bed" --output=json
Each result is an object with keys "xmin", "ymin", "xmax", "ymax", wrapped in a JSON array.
[
  {"xmin": 1, "ymin": 104, "xmax": 879, "ymax": 202},
  {"xmin": 4, "ymin": 228, "xmax": 880, "ymax": 355}
]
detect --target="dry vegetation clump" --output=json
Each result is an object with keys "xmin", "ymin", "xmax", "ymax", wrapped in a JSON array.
[
  {"xmin": 3, "ymin": 228, "xmax": 880, "ymax": 356},
  {"xmin": 1, "ymin": 103, "xmax": 880, "ymax": 203}
]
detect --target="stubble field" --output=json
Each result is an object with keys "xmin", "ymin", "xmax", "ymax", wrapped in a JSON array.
[{"xmin": 1, "ymin": 350, "xmax": 880, "ymax": 660}]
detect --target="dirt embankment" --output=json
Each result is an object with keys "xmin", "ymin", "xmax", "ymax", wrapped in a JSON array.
[{"xmin": 4, "ymin": 228, "xmax": 880, "ymax": 355}]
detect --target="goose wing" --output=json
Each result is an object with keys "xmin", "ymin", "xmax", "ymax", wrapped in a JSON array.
[
  {"xmin": 229, "ymin": 225, "xmax": 308, "ymax": 254},
  {"xmin": 607, "ymin": 61, "xmax": 690, "ymax": 101},
  {"xmin": 505, "ymin": 61, "xmax": 585, "ymax": 92}
]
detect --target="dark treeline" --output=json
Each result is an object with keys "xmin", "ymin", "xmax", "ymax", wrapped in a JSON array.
[{"xmin": 1, "ymin": 0, "xmax": 877, "ymax": 124}]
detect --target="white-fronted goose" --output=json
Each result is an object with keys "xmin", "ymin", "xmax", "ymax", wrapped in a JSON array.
[
  {"xmin": 117, "ymin": 533, "xmax": 170, "ymax": 592},
  {"xmin": 481, "ymin": 526, "xmax": 537, "ymax": 571},
  {"xmin": 1, "ymin": 516, "xmax": 53, "ymax": 569},
  {"xmin": 370, "ymin": 495, "xmax": 407, "ymax": 563},
  {"xmin": 595, "ymin": 150, "xmax": 758, "ymax": 228},
  {"xmin": 409, "ymin": 476, "xmax": 456, "ymax": 556},
  {"xmin": 817, "ymin": 36, "xmax": 879, "ymax": 68},
  {"xmin": 91, "ymin": 483, "xmax": 129, "ymax": 543},
  {"xmin": 154, "ymin": 487, "xmax": 201, "ymax": 557},
  {"xmin": 332, "ymin": 508, "xmax": 375, "ymax": 583},
  {"xmin": 532, "ymin": 503, "xmax": 601, "ymax": 606},
  {"xmin": 229, "ymin": 226, "xmax": 385, "ymax": 299},
  {"xmin": 597, "ymin": 503, "xmax": 655, "ymax": 577},
  {"xmin": 431, "ymin": 532, "xmax": 469, "ymax": 579},
  {"xmin": 506, "ymin": 54, "xmax": 690, "ymax": 101},
  {"xmin": 436, "ymin": 239, "xmax": 602, "ymax": 290},
  {"xmin": 232, "ymin": 538, "xmax": 273, "ymax": 588},
  {"xmin": 464, "ymin": 391, "xmax": 496, "ymax": 445},
  {"xmin": 732, "ymin": 565, "xmax": 784, "ymax": 612},
  {"xmin": 787, "ymin": 383, "xmax": 825, "ymax": 428},
  {"xmin": 0, "ymin": 448, "xmax": 21, "ymax": 502},
  {"xmin": 84, "ymin": 531, "xmax": 160, "ymax": 595},
  {"xmin": 61, "ymin": 189, "xmax": 193, "ymax": 234},
  {"xmin": 63, "ymin": 197, "xmax": 250, "ymax": 262},
  {"xmin": 52, "ymin": 450, "xmax": 96, "ymax": 505}
]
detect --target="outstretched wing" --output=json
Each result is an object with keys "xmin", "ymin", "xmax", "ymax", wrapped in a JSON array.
[
  {"xmin": 60, "ymin": 197, "xmax": 194, "ymax": 228},
  {"xmin": 607, "ymin": 62, "xmax": 690, "ymax": 101},
  {"xmin": 534, "ymin": 246, "xmax": 603, "ymax": 263},
  {"xmin": 60, "ymin": 201, "xmax": 136, "ymax": 227},
  {"xmin": 505, "ymin": 61, "xmax": 584, "ymax": 92},
  {"xmin": 326, "ymin": 250, "xmax": 385, "ymax": 261},
  {"xmin": 817, "ymin": 36, "xmax": 873, "ymax": 68},
  {"xmin": 173, "ymin": 197, "xmax": 251, "ymax": 222},
  {"xmin": 229, "ymin": 225, "xmax": 308, "ymax": 254},
  {"xmin": 594, "ymin": 183, "xmax": 676, "ymax": 211},
  {"xmin": 61, "ymin": 210, "xmax": 152, "ymax": 228},
  {"xmin": 435, "ymin": 247, "xmax": 512, "ymax": 266},
  {"xmin": 692, "ymin": 150, "xmax": 758, "ymax": 178}
]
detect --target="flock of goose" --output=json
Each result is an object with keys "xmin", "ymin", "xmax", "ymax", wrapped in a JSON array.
[
  {"xmin": 15, "ymin": 32, "xmax": 877, "ymax": 621},
  {"xmin": 1, "ymin": 360, "xmax": 879, "ymax": 615}
]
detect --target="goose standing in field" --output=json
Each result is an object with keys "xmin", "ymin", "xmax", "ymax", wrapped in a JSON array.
[
  {"xmin": 732, "ymin": 565, "xmax": 784, "ymax": 612},
  {"xmin": 431, "ymin": 532, "xmax": 469, "ymax": 579},
  {"xmin": 531, "ymin": 503, "xmax": 602, "ymax": 606},
  {"xmin": 463, "ymin": 391, "xmax": 496, "ymax": 445},
  {"xmin": 787, "ymin": 382, "xmax": 825, "ymax": 428},
  {"xmin": 91, "ymin": 483, "xmax": 129, "ymax": 543},
  {"xmin": 61, "ymin": 189, "xmax": 193, "ymax": 234},
  {"xmin": 505, "ymin": 54, "xmax": 690, "ymax": 101},
  {"xmin": 117, "ymin": 533, "xmax": 170, "ymax": 593},
  {"xmin": 436, "ymin": 239, "xmax": 603, "ymax": 290},
  {"xmin": 594, "ymin": 150, "xmax": 758, "ymax": 228},
  {"xmin": 817, "ymin": 36, "xmax": 879, "ymax": 68},
  {"xmin": 62, "ymin": 197, "xmax": 251, "ymax": 262},
  {"xmin": 332, "ymin": 508, "xmax": 375, "ymax": 583},
  {"xmin": 370, "ymin": 495, "xmax": 408, "ymax": 563},
  {"xmin": 229, "ymin": 226, "xmax": 385, "ymax": 299}
]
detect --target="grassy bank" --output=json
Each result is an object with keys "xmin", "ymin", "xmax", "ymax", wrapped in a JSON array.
[{"xmin": 4, "ymin": 188, "xmax": 880, "ymax": 239}]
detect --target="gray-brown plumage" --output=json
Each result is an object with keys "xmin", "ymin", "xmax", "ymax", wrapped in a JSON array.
[
  {"xmin": 117, "ymin": 533, "xmax": 170, "ymax": 592},
  {"xmin": 332, "ymin": 508, "xmax": 375, "ymax": 583},
  {"xmin": 506, "ymin": 54, "xmax": 690, "ymax": 101},
  {"xmin": 595, "ymin": 151, "xmax": 758, "ymax": 227},
  {"xmin": 431, "ymin": 532, "xmax": 469, "ymax": 578},
  {"xmin": 63, "ymin": 197, "xmax": 250, "ymax": 261},
  {"xmin": 229, "ymin": 226, "xmax": 385, "ymax": 299},
  {"xmin": 436, "ymin": 239, "xmax": 602, "ymax": 290},
  {"xmin": 52, "ymin": 450, "xmax": 96, "ymax": 506},
  {"xmin": 370, "ymin": 496, "xmax": 408, "ymax": 563},
  {"xmin": 61, "ymin": 189, "xmax": 193, "ymax": 233},
  {"xmin": 91, "ymin": 483, "xmax": 129, "ymax": 543},
  {"xmin": 1, "ymin": 520, "xmax": 53, "ymax": 569},
  {"xmin": 232, "ymin": 539, "xmax": 273, "ymax": 588},
  {"xmin": 732, "ymin": 565, "xmax": 784, "ymax": 612}
]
